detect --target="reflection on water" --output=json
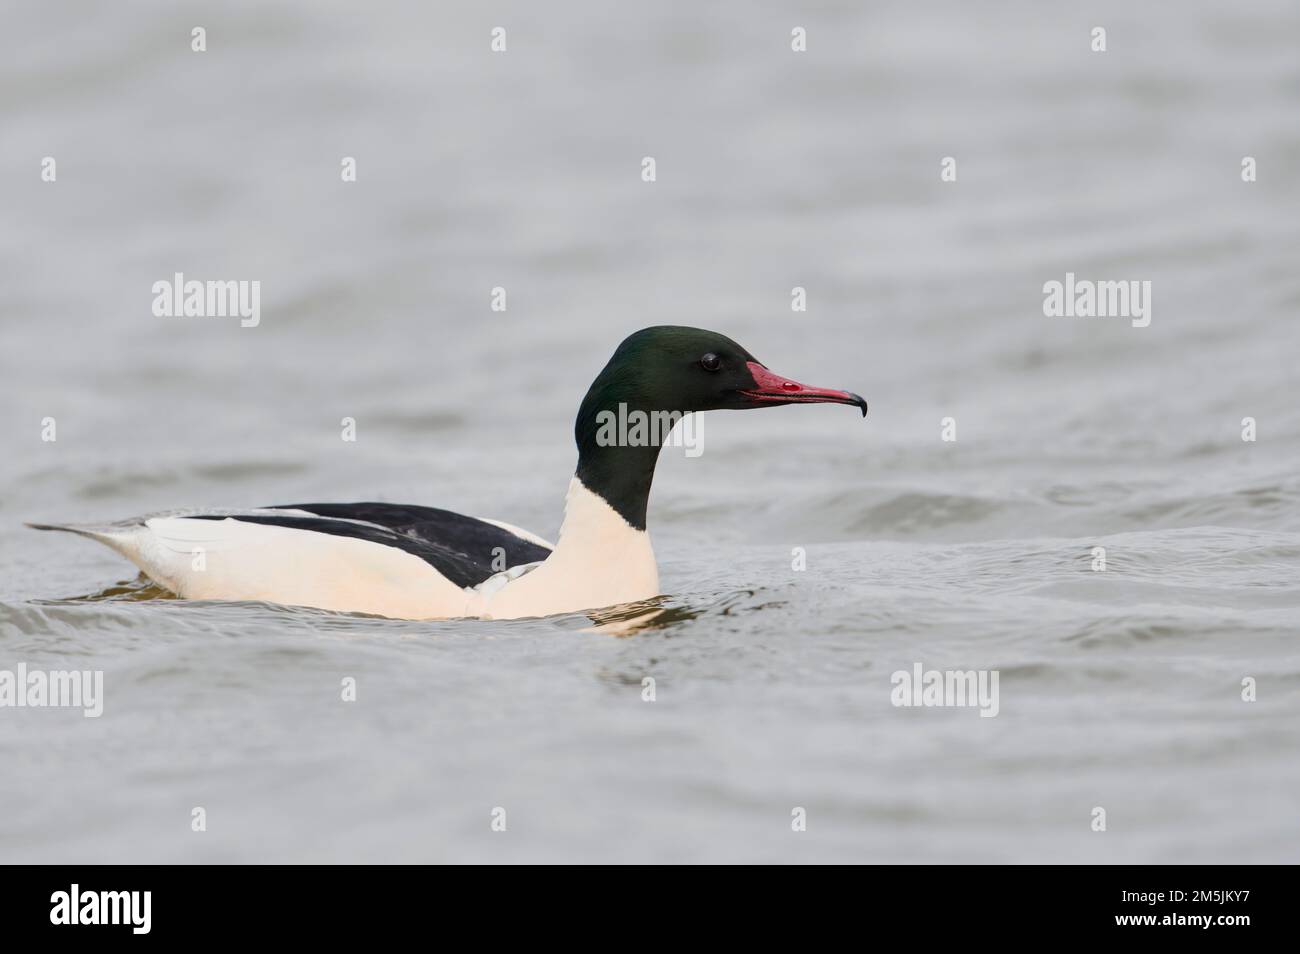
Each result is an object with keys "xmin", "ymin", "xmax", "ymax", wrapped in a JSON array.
[
  {"xmin": 583, "ymin": 596, "xmax": 701, "ymax": 635},
  {"xmin": 40, "ymin": 576, "xmax": 179, "ymax": 604}
]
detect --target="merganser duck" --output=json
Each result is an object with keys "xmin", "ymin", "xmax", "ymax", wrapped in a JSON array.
[{"xmin": 29, "ymin": 326, "xmax": 866, "ymax": 620}]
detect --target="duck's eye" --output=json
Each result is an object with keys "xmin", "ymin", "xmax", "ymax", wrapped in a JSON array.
[{"xmin": 700, "ymin": 352, "xmax": 721, "ymax": 372}]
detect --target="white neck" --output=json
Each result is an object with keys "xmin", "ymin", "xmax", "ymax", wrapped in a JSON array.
[{"xmin": 477, "ymin": 477, "xmax": 660, "ymax": 620}]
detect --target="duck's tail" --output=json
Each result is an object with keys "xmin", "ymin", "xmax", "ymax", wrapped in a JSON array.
[{"xmin": 26, "ymin": 520, "xmax": 135, "ymax": 541}]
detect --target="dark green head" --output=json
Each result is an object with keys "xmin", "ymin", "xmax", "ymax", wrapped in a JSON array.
[{"xmin": 574, "ymin": 326, "xmax": 867, "ymax": 529}]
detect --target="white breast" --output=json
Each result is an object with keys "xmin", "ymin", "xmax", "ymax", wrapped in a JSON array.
[{"xmin": 473, "ymin": 478, "xmax": 660, "ymax": 620}]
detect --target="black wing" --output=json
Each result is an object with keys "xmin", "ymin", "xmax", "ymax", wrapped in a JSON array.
[{"xmin": 186, "ymin": 502, "xmax": 552, "ymax": 589}]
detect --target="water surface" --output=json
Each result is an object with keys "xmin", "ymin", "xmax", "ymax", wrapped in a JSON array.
[{"xmin": 1, "ymin": 0, "xmax": 1298, "ymax": 863}]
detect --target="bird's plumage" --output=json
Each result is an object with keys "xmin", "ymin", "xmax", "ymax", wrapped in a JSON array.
[{"xmin": 29, "ymin": 326, "xmax": 866, "ymax": 620}]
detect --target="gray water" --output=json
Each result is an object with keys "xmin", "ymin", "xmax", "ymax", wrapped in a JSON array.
[{"xmin": 2, "ymin": 0, "xmax": 1298, "ymax": 863}]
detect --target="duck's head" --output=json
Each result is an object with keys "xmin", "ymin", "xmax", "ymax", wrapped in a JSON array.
[
  {"xmin": 580, "ymin": 326, "xmax": 866, "ymax": 419},
  {"xmin": 575, "ymin": 326, "xmax": 867, "ymax": 528}
]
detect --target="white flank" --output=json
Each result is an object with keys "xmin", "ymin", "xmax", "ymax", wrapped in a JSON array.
[{"xmin": 98, "ymin": 516, "xmax": 469, "ymax": 619}]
